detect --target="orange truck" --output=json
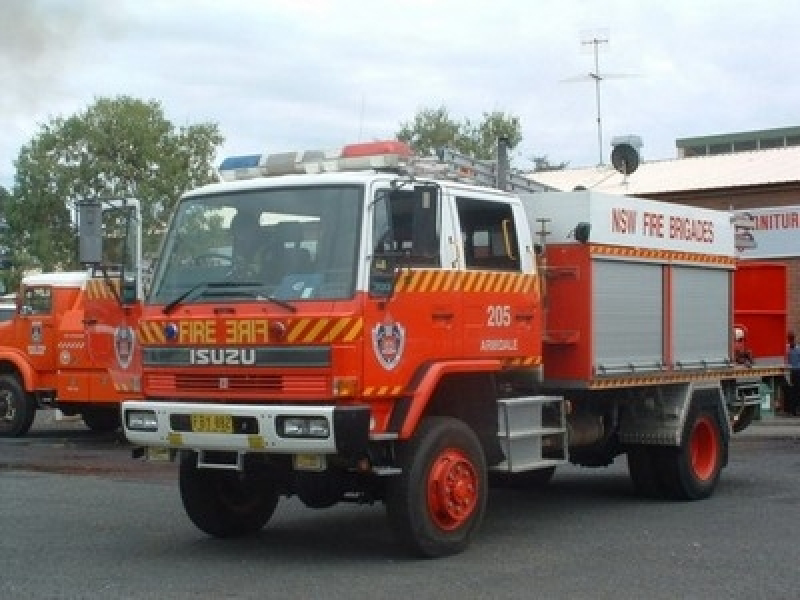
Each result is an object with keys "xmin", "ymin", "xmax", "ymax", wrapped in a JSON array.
[
  {"xmin": 0, "ymin": 199, "xmax": 143, "ymax": 436},
  {"xmin": 120, "ymin": 142, "xmax": 785, "ymax": 557}
]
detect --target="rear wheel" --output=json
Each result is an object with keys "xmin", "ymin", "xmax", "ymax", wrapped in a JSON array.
[
  {"xmin": 386, "ymin": 417, "xmax": 487, "ymax": 558},
  {"xmin": 657, "ymin": 407, "xmax": 724, "ymax": 500},
  {"xmin": 81, "ymin": 407, "xmax": 121, "ymax": 432},
  {"xmin": 0, "ymin": 375, "xmax": 36, "ymax": 437},
  {"xmin": 179, "ymin": 452, "xmax": 280, "ymax": 538}
]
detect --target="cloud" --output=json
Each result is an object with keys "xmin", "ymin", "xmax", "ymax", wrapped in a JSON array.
[{"xmin": 0, "ymin": 0, "xmax": 798, "ymax": 186}]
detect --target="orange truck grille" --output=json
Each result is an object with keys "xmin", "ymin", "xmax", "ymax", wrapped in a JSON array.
[{"xmin": 145, "ymin": 372, "xmax": 329, "ymax": 397}]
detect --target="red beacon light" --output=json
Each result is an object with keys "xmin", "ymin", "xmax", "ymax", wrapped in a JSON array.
[{"xmin": 218, "ymin": 140, "xmax": 413, "ymax": 182}]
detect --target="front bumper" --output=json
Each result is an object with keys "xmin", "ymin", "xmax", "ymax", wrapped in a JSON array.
[{"xmin": 122, "ymin": 400, "xmax": 370, "ymax": 457}]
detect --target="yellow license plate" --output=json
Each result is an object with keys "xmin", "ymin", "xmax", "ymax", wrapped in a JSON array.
[{"xmin": 191, "ymin": 414, "xmax": 233, "ymax": 434}]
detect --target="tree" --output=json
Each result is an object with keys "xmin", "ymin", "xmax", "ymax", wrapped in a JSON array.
[
  {"xmin": 397, "ymin": 106, "xmax": 522, "ymax": 160},
  {"xmin": 8, "ymin": 96, "xmax": 224, "ymax": 272}
]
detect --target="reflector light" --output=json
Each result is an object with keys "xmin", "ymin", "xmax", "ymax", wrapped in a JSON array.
[
  {"xmin": 218, "ymin": 140, "xmax": 413, "ymax": 182},
  {"xmin": 341, "ymin": 140, "xmax": 412, "ymax": 158}
]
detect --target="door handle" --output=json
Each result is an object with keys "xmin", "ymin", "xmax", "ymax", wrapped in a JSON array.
[{"xmin": 431, "ymin": 310, "xmax": 454, "ymax": 321}]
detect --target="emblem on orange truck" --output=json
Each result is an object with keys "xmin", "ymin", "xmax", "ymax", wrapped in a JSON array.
[
  {"xmin": 372, "ymin": 317, "xmax": 405, "ymax": 370},
  {"xmin": 114, "ymin": 325, "xmax": 136, "ymax": 369}
]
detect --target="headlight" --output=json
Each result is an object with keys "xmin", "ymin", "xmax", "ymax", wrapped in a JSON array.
[
  {"xmin": 126, "ymin": 410, "xmax": 158, "ymax": 431},
  {"xmin": 278, "ymin": 416, "xmax": 330, "ymax": 438}
]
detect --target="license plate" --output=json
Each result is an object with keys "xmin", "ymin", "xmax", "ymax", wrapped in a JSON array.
[{"xmin": 191, "ymin": 413, "xmax": 233, "ymax": 434}]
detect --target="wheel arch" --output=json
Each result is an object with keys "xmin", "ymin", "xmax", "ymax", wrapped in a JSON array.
[
  {"xmin": 618, "ymin": 381, "xmax": 731, "ymax": 452},
  {"xmin": 0, "ymin": 354, "xmax": 37, "ymax": 392},
  {"xmin": 390, "ymin": 362, "xmax": 505, "ymax": 467}
]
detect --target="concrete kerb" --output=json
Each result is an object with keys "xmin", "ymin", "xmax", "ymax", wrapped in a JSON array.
[{"xmin": 736, "ymin": 414, "xmax": 800, "ymax": 438}]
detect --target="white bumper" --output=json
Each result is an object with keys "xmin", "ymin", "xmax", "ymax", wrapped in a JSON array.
[{"xmin": 122, "ymin": 400, "xmax": 361, "ymax": 454}]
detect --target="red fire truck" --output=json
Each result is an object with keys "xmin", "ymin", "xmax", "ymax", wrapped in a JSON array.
[
  {"xmin": 121, "ymin": 142, "xmax": 784, "ymax": 557},
  {"xmin": 0, "ymin": 199, "xmax": 143, "ymax": 436}
]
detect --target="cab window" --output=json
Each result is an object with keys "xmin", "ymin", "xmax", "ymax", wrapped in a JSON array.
[
  {"xmin": 456, "ymin": 197, "xmax": 520, "ymax": 271},
  {"xmin": 21, "ymin": 287, "xmax": 52, "ymax": 315}
]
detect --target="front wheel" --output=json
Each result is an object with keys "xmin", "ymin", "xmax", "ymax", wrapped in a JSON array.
[
  {"xmin": 0, "ymin": 375, "xmax": 36, "ymax": 437},
  {"xmin": 386, "ymin": 417, "xmax": 487, "ymax": 558},
  {"xmin": 657, "ymin": 406, "xmax": 725, "ymax": 500},
  {"xmin": 179, "ymin": 452, "xmax": 280, "ymax": 538}
]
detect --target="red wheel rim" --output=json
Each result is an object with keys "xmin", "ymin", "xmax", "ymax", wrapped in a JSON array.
[
  {"xmin": 689, "ymin": 415, "xmax": 719, "ymax": 481},
  {"xmin": 426, "ymin": 448, "xmax": 479, "ymax": 531}
]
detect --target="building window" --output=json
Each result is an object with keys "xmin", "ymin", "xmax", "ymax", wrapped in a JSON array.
[
  {"xmin": 682, "ymin": 146, "xmax": 707, "ymax": 157},
  {"xmin": 759, "ymin": 137, "xmax": 784, "ymax": 149},
  {"xmin": 709, "ymin": 143, "xmax": 732, "ymax": 155},
  {"xmin": 786, "ymin": 135, "xmax": 800, "ymax": 147},
  {"xmin": 733, "ymin": 140, "xmax": 757, "ymax": 152}
]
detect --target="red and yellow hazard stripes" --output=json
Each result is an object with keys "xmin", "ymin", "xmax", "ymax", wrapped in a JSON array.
[
  {"xmin": 286, "ymin": 316, "xmax": 362, "ymax": 344},
  {"xmin": 85, "ymin": 278, "xmax": 121, "ymax": 300},
  {"xmin": 590, "ymin": 243, "xmax": 735, "ymax": 267},
  {"xmin": 362, "ymin": 384, "xmax": 405, "ymax": 397},
  {"xmin": 394, "ymin": 270, "xmax": 539, "ymax": 294},
  {"xmin": 138, "ymin": 320, "xmax": 166, "ymax": 344},
  {"xmin": 587, "ymin": 365, "xmax": 786, "ymax": 390},
  {"xmin": 502, "ymin": 356, "xmax": 541, "ymax": 368}
]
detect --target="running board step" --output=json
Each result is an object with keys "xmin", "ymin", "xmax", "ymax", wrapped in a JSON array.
[{"xmin": 493, "ymin": 395, "xmax": 568, "ymax": 473}]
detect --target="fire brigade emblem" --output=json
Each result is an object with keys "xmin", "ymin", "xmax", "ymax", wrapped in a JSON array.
[
  {"xmin": 114, "ymin": 325, "xmax": 135, "ymax": 370},
  {"xmin": 372, "ymin": 319, "xmax": 405, "ymax": 371}
]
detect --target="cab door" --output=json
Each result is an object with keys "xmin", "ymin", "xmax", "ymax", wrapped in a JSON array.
[
  {"xmin": 362, "ymin": 182, "xmax": 460, "ymax": 394},
  {"xmin": 453, "ymin": 194, "xmax": 541, "ymax": 362},
  {"xmin": 18, "ymin": 284, "xmax": 58, "ymax": 374}
]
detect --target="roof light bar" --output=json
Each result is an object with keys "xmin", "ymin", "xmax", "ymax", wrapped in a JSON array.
[{"xmin": 218, "ymin": 140, "xmax": 413, "ymax": 182}]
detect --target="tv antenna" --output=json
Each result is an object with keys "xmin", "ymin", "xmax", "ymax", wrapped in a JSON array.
[{"xmin": 561, "ymin": 30, "xmax": 638, "ymax": 166}]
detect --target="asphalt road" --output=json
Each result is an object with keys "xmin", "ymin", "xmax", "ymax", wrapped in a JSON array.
[{"xmin": 2, "ymin": 413, "xmax": 800, "ymax": 599}]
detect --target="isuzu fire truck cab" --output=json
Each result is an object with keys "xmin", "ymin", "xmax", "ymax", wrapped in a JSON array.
[{"xmin": 123, "ymin": 141, "xmax": 785, "ymax": 557}]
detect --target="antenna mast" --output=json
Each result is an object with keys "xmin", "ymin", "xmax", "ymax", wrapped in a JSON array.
[{"xmin": 582, "ymin": 33, "xmax": 609, "ymax": 166}]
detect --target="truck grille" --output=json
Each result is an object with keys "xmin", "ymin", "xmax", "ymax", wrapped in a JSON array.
[{"xmin": 145, "ymin": 373, "xmax": 329, "ymax": 396}]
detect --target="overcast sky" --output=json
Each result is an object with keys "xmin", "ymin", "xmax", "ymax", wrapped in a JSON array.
[{"xmin": 1, "ymin": 0, "xmax": 797, "ymax": 189}]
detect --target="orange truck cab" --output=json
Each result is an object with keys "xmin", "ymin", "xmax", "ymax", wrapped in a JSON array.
[
  {"xmin": 0, "ymin": 199, "xmax": 143, "ymax": 436},
  {"xmin": 121, "ymin": 142, "xmax": 785, "ymax": 557}
]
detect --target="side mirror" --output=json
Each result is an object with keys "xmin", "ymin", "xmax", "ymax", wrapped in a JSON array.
[
  {"xmin": 78, "ymin": 201, "xmax": 103, "ymax": 265},
  {"xmin": 121, "ymin": 276, "xmax": 138, "ymax": 305}
]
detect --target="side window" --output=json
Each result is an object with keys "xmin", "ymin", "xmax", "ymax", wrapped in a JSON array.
[
  {"xmin": 21, "ymin": 286, "xmax": 53, "ymax": 315},
  {"xmin": 373, "ymin": 186, "xmax": 440, "ymax": 267},
  {"xmin": 456, "ymin": 197, "xmax": 520, "ymax": 271}
]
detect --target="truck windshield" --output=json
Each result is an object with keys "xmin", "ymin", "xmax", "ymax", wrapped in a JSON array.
[{"xmin": 148, "ymin": 185, "xmax": 363, "ymax": 304}]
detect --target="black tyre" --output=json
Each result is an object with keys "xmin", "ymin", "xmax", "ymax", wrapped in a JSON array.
[
  {"xmin": 82, "ymin": 407, "xmax": 121, "ymax": 432},
  {"xmin": 179, "ymin": 452, "xmax": 280, "ymax": 538},
  {"xmin": 626, "ymin": 445, "xmax": 664, "ymax": 498},
  {"xmin": 386, "ymin": 417, "xmax": 487, "ymax": 558},
  {"xmin": 490, "ymin": 466, "xmax": 556, "ymax": 489},
  {"xmin": 0, "ymin": 375, "xmax": 36, "ymax": 437},
  {"xmin": 656, "ymin": 406, "xmax": 725, "ymax": 501}
]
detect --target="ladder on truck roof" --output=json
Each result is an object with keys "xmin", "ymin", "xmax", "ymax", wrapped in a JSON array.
[
  {"xmin": 428, "ymin": 147, "xmax": 557, "ymax": 194},
  {"xmin": 218, "ymin": 138, "xmax": 558, "ymax": 194}
]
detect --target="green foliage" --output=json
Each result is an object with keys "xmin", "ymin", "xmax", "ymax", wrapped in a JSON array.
[
  {"xmin": 8, "ymin": 96, "xmax": 224, "ymax": 271},
  {"xmin": 397, "ymin": 105, "xmax": 522, "ymax": 160}
]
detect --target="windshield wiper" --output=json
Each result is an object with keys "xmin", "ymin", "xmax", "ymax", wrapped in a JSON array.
[
  {"xmin": 163, "ymin": 282, "xmax": 298, "ymax": 314},
  {"xmin": 259, "ymin": 295, "xmax": 296, "ymax": 313},
  {"xmin": 163, "ymin": 281, "xmax": 257, "ymax": 314}
]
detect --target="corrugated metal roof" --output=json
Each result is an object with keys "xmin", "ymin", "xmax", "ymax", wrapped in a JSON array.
[{"xmin": 526, "ymin": 145, "xmax": 800, "ymax": 196}]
